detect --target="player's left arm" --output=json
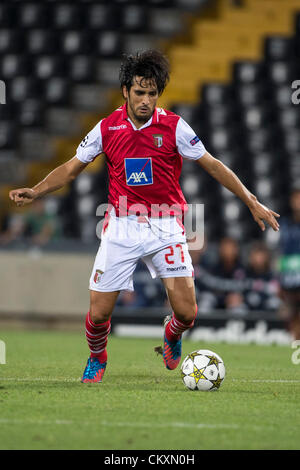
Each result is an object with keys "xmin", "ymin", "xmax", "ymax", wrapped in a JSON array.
[{"xmin": 197, "ymin": 151, "xmax": 280, "ymax": 232}]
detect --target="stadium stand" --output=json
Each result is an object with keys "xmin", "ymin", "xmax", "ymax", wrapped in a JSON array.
[
  {"xmin": 0, "ymin": 0, "xmax": 211, "ymax": 240},
  {"xmin": 0, "ymin": 0, "xmax": 300, "ymax": 315}
]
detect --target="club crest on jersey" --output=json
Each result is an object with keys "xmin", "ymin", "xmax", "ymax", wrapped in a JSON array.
[
  {"xmin": 125, "ymin": 158, "xmax": 153, "ymax": 186},
  {"xmin": 152, "ymin": 134, "xmax": 163, "ymax": 148}
]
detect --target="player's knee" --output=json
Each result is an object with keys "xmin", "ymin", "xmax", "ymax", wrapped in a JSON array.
[
  {"xmin": 186, "ymin": 302, "xmax": 197, "ymax": 325},
  {"xmin": 89, "ymin": 305, "xmax": 112, "ymax": 324},
  {"xmin": 89, "ymin": 290, "xmax": 118, "ymax": 324},
  {"xmin": 174, "ymin": 302, "xmax": 197, "ymax": 325}
]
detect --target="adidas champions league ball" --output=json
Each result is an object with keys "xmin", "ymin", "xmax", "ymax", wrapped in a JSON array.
[{"xmin": 181, "ymin": 349, "xmax": 225, "ymax": 391}]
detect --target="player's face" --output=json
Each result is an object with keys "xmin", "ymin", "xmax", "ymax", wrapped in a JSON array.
[{"xmin": 123, "ymin": 76, "xmax": 159, "ymax": 125}]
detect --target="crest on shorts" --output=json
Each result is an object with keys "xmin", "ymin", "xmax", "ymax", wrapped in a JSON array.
[
  {"xmin": 94, "ymin": 269, "xmax": 103, "ymax": 283},
  {"xmin": 152, "ymin": 134, "xmax": 163, "ymax": 148}
]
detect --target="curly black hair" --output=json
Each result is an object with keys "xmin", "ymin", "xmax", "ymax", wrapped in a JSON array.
[{"xmin": 119, "ymin": 49, "xmax": 170, "ymax": 96}]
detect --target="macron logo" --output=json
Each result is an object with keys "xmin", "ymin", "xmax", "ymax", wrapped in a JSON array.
[{"xmin": 108, "ymin": 124, "xmax": 127, "ymax": 131}]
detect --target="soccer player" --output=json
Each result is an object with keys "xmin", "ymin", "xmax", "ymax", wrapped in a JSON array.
[{"xmin": 9, "ymin": 50, "xmax": 280, "ymax": 382}]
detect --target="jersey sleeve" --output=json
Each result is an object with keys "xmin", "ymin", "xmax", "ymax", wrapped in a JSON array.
[
  {"xmin": 175, "ymin": 117, "xmax": 206, "ymax": 160},
  {"xmin": 75, "ymin": 120, "xmax": 103, "ymax": 163}
]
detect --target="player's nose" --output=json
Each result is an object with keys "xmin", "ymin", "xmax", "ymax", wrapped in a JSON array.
[{"xmin": 142, "ymin": 94, "xmax": 150, "ymax": 105}]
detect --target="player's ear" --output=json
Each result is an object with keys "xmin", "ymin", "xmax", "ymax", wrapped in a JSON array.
[{"xmin": 122, "ymin": 85, "xmax": 129, "ymax": 100}]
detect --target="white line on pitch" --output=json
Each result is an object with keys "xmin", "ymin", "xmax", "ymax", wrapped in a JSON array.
[
  {"xmin": 0, "ymin": 418, "xmax": 287, "ymax": 432},
  {"xmin": 232, "ymin": 379, "xmax": 300, "ymax": 383},
  {"xmin": 0, "ymin": 377, "xmax": 80, "ymax": 382},
  {"xmin": 1, "ymin": 377, "xmax": 300, "ymax": 384},
  {"xmin": 0, "ymin": 418, "xmax": 239, "ymax": 430}
]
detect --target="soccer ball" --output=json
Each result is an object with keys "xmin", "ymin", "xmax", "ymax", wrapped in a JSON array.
[{"xmin": 180, "ymin": 349, "xmax": 225, "ymax": 391}]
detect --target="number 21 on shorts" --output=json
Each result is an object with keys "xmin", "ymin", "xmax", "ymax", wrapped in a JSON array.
[{"xmin": 164, "ymin": 244, "xmax": 185, "ymax": 264}]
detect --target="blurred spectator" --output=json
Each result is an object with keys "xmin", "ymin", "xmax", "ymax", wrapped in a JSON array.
[
  {"xmin": 191, "ymin": 243, "xmax": 219, "ymax": 313},
  {"xmin": 0, "ymin": 212, "xmax": 25, "ymax": 245},
  {"xmin": 244, "ymin": 241, "xmax": 280, "ymax": 311},
  {"xmin": 192, "ymin": 237, "xmax": 247, "ymax": 314},
  {"xmin": 277, "ymin": 188, "xmax": 300, "ymax": 339},
  {"xmin": 0, "ymin": 199, "xmax": 61, "ymax": 247},
  {"xmin": 210, "ymin": 237, "xmax": 247, "ymax": 313}
]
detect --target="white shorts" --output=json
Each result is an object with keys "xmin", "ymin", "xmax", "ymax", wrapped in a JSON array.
[{"xmin": 89, "ymin": 209, "xmax": 194, "ymax": 292}]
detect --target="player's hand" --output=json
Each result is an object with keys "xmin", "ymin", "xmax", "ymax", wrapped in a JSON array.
[
  {"xmin": 248, "ymin": 199, "xmax": 280, "ymax": 232},
  {"xmin": 9, "ymin": 188, "xmax": 37, "ymax": 207}
]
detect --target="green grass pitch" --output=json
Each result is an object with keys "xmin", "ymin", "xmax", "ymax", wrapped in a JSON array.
[{"xmin": 0, "ymin": 329, "xmax": 300, "ymax": 450}]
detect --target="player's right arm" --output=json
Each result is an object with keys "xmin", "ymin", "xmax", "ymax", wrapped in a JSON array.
[
  {"xmin": 9, "ymin": 156, "xmax": 88, "ymax": 207},
  {"xmin": 9, "ymin": 120, "xmax": 103, "ymax": 207}
]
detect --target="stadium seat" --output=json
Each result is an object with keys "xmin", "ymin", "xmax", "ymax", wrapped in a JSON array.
[
  {"xmin": 232, "ymin": 61, "xmax": 265, "ymax": 84},
  {"xmin": 85, "ymin": 4, "xmax": 120, "ymax": 31},
  {"xmin": 17, "ymin": 3, "xmax": 50, "ymax": 29},
  {"xmin": 222, "ymin": 199, "xmax": 248, "ymax": 225},
  {"xmin": 240, "ymin": 105, "xmax": 273, "ymax": 131},
  {"xmin": 253, "ymin": 177, "xmax": 274, "ymax": 201},
  {"xmin": 51, "ymin": 4, "xmax": 84, "ymax": 30},
  {"xmin": 201, "ymin": 83, "xmax": 233, "ymax": 107},
  {"xmin": 149, "ymin": 8, "xmax": 184, "ymax": 36},
  {"xmin": 74, "ymin": 173, "xmax": 95, "ymax": 196},
  {"xmin": 283, "ymin": 130, "xmax": 300, "ymax": 153},
  {"xmin": 171, "ymin": 103, "xmax": 196, "ymax": 126},
  {"xmin": 252, "ymin": 152, "xmax": 278, "ymax": 177},
  {"xmin": 121, "ymin": 4, "xmax": 148, "ymax": 33},
  {"xmin": 26, "ymin": 30, "xmax": 59, "ymax": 55},
  {"xmin": 242, "ymin": 128, "xmax": 273, "ymax": 154},
  {"xmin": 9, "ymin": 76, "xmax": 42, "ymax": 103},
  {"xmin": 18, "ymin": 99, "xmax": 45, "ymax": 128},
  {"xmin": 0, "ymin": 54, "xmax": 31, "ymax": 80},
  {"xmin": 266, "ymin": 61, "xmax": 299, "ymax": 85},
  {"xmin": 272, "ymin": 84, "xmax": 295, "ymax": 108},
  {"xmin": 43, "ymin": 78, "xmax": 70, "ymax": 105},
  {"xmin": 264, "ymin": 36, "xmax": 296, "ymax": 62},
  {"xmin": 79, "ymin": 216, "xmax": 99, "ymax": 243},
  {"xmin": 76, "ymin": 194, "xmax": 97, "ymax": 220},
  {"xmin": 0, "ymin": 30, "xmax": 24, "ymax": 54},
  {"xmin": 96, "ymin": 59, "xmax": 122, "ymax": 86},
  {"xmin": 234, "ymin": 83, "xmax": 268, "ymax": 108},
  {"xmin": 205, "ymin": 126, "xmax": 239, "ymax": 154},
  {"xmin": 0, "ymin": 121, "xmax": 17, "ymax": 150},
  {"xmin": 68, "ymin": 56, "xmax": 95, "ymax": 83},
  {"xmin": 34, "ymin": 56, "xmax": 66, "ymax": 80},
  {"xmin": 60, "ymin": 31, "xmax": 92, "ymax": 56},
  {"xmin": 181, "ymin": 174, "xmax": 199, "ymax": 198},
  {"xmin": 43, "ymin": 196, "xmax": 63, "ymax": 218},
  {"xmin": 277, "ymin": 107, "xmax": 300, "ymax": 129},
  {"xmin": 94, "ymin": 31, "xmax": 123, "ymax": 58},
  {"xmin": 204, "ymin": 105, "xmax": 237, "ymax": 128}
]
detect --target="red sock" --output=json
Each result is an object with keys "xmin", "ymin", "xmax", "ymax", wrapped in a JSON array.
[
  {"xmin": 165, "ymin": 310, "xmax": 197, "ymax": 342},
  {"xmin": 85, "ymin": 311, "xmax": 111, "ymax": 363}
]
